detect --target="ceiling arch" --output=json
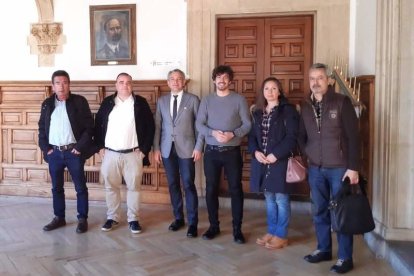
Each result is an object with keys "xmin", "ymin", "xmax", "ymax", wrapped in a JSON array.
[{"xmin": 35, "ymin": 0, "xmax": 54, "ymax": 22}]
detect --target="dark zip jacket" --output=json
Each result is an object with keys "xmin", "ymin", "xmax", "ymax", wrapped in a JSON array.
[
  {"xmin": 38, "ymin": 92, "xmax": 96, "ymax": 161},
  {"xmin": 94, "ymin": 92, "xmax": 155, "ymax": 166}
]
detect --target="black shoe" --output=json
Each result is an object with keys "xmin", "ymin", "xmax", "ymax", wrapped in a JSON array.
[
  {"xmin": 129, "ymin": 221, "xmax": 142, "ymax": 234},
  {"xmin": 43, "ymin": 217, "xmax": 66, "ymax": 231},
  {"xmin": 76, "ymin": 218, "xmax": 88, "ymax": 234},
  {"xmin": 187, "ymin": 225, "xmax": 198, "ymax": 238},
  {"xmin": 101, "ymin": 219, "xmax": 119, "ymax": 232},
  {"xmin": 304, "ymin": 250, "xmax": 333, "ymax": 263},
  {"xmin": 168, "ymin": 219, "xmax": 185, "ymax": 231},
  {"xmin": 202, "ymin": 226, "xmax": 220, "ymax": 240},
  {"xmin": 330, "ymin": 259, "xmax": 354, "ymax": 274},
  {"xmin": 233, "ymin": 228, "xmax": 246, "ymax": 244}
]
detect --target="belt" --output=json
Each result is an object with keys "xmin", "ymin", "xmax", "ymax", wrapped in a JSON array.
[
  {"xmin": 105, "ymin": 147, "xmax": 139, "ymax": 154},
  {"xmin": 52, "ymin": 143, "xmax": 76, "ymax": 151},
  {"xmin": 206, "ymin": 145, "xmax": 239, "ymax": 152}
]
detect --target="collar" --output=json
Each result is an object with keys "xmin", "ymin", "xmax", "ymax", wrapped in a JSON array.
[
  {"xmin": 171, "ymin": 90, "xmax": 183, "ymax": 97},
  {"xmin": 54, "ymin": 93, "xmax": 70, "ymax": 103},
  {"xmin": 115, "ymin": 93, "xmax": 134, "ymax": 104},
  {"xmin": 107, "ymin": 43, "xmax": 119, "ymax": 52}
]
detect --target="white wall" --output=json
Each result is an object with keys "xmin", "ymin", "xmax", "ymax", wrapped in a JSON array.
[
  {"xmin": 0, "ymin": 0, "xmax": 187, "ymax": 81},
  {"xmin": 349, "ymin": 0, "xmax": 376, "ymax": 76}
]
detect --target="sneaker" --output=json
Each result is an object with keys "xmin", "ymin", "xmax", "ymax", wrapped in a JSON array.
[
  {"xmin": 304, "ymin": 249, "xmax": 332, "ymax": 263},
  {"xmin": 330, "ymin": 259, "xmax": 354, "ymax": 274},
  {"xmin": 101, "ymin": 219, "xmax": 119, "ymax": 231},
  {"xmin": 129, "ymin": 221, "xmax": 142, "ymax": 234}
]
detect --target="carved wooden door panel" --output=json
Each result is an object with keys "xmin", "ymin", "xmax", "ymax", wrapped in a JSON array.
[
  {"xmin": 217, "ymin": 15, "xmax": 313, "ymax": 199},
  {"xmin": 264, "ymin": 16, "xmax": 313, "ymax": 103}
]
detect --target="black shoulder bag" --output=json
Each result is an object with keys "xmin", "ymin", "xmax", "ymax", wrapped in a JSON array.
[{"xmin": 329, "ymin": 176, "xmax": 375, "ymax": 235}]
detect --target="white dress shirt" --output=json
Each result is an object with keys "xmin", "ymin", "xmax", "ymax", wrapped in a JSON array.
[
  {"xmin": 105, "ymin": 95, "xmax": 138, "ymax": 150},
  {"xmin": 170, "ymin": 90, "xmax": 183, "ymax": 118}
]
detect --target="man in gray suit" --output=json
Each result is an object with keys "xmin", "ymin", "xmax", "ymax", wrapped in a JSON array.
[{"xmin": 153, "ymin": 69, "xmax": 203, "ymax": 238}]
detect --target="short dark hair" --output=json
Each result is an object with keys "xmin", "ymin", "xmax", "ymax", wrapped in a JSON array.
[
  {"xmin": 310, "ymin": 63, "xmax": 329, "ymax": 77},
  {"xmin": 167, "ymin": 69, "xmax": 185, "ymax": 80},
  {"xmin": 116, "ymin": 72, "xmax": 132, "ymax": 81},
  {"xmin": 212, "ymin": 65, "xmax": 234, "ymax": 81},
  {"xmin": 255, "ymin": 77, "xmax": 286, "ymax": 110},
  {"xmin": 51, "ymin": 70, "xmax": 70, "ymax": 83}
]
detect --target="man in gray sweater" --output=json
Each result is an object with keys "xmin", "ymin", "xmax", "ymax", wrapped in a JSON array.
[{"xmin": 196, "ymin": 65, "xmax": 251, "ymax": 244}]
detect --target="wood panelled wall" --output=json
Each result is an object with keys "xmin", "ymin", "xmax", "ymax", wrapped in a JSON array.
[
  {"xmin": 0, "ymin": 80, "xmax": 172, "ymax": 204},
  {"xmin": 356, "ymin": 76, "xmax": 375, "ymax": 203}
]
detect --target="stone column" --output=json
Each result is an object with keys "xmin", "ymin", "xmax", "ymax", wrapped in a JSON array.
[{"xmin": 372, "ymin": 0, "xmax": 414, "ymax": 242}]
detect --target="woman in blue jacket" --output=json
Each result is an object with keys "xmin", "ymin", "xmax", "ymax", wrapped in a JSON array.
[{"xmin": 248, "ymin": 77, "xmax": 299, "ymax": 249}]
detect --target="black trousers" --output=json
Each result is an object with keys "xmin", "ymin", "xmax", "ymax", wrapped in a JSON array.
[
  {"xmin": 203, "ymin": 146, "xmax": 244, "ymax": 228},
  {"xmin": 162, "ymin": 144, "xmax": 198, "ymax": 226}
]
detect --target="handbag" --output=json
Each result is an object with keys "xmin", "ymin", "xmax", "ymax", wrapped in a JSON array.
[
  {"xmin": 286, "ymin": 155, "xmax": 307, "ymax": 183},
  {"xmin": 329, "ymin": 176, "xmax": 375, "ymax": 235}
]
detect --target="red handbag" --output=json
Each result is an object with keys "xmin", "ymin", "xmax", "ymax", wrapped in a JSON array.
[{"xmin": 286, "ymin": 155, "xmax": 307, "ymax": 183}]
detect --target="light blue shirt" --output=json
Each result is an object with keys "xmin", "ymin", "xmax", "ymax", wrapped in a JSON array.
[{"xmin": 48, "ymin": 97, "xmax": 76, "ymax": 146}]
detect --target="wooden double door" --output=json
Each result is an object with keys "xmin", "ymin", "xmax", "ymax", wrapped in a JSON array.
[{"xmin": 217, "ymin": 15, "xmax": 313, "ymax": 199}]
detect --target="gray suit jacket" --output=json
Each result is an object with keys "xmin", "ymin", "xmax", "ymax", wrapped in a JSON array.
[{"xmin": 153, "ymin": 92, "xmax": 204, "ymax": 158}]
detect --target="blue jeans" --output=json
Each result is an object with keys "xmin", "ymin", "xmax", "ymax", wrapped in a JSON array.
[
  {"xmin": 308, "ymin": 166, "xmax": 353, "ymax": 260},
  {"xmin": 162, "ymin": 144, "xmax": 198, "ymax": 226},
  {"xmin": 203, "ymin": 146, "xmax": 244, "ymax": 228},
  {"xmin": 264, "ymin": 192, "xmax": 290, "ymax": 238},
  {"xmin": 48, "ymin": 150, "xmax": 88, "ymax": 219}
]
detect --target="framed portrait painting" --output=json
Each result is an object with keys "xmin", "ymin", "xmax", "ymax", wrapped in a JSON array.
[{"xmin": 89, "ymin": 4, "xmax": 136, "ymax": 66}]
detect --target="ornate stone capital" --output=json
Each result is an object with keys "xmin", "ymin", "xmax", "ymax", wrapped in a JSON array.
[{"xmin": 28, "ymin": 22, "xmax": 65, "ymax": 66}]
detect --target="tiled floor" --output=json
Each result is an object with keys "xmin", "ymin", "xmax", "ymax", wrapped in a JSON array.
[{"xmin": 0, "ymin": 195, "xmax": 396, "ymax": 275}]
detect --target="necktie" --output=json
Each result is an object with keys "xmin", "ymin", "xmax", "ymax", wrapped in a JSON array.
[{"xmin": 173, "ymin": 95, "xmax": 178, "ymax": 121}]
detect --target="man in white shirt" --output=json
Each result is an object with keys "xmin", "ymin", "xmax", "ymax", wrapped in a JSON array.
[{"xmin": 95, "ymin": 72, "xmax": 155, "ymax": 234}]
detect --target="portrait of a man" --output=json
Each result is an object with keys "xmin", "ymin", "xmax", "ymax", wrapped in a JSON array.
[
  {"xmin": 90, "ymin": 5, "xmax": 136, "ymax": 65},
  {"xmin": 97, "ymin": 17, "xmax": 129, "ymax": 60}
]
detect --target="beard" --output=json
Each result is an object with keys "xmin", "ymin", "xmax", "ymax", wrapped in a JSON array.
[
  {"xmin": 216, "ymin": 83, "xmax": 228, "ymax": 90},
  {"xmin": 109, "ymin": 33, "xmax": 122, "ymax": 43}
]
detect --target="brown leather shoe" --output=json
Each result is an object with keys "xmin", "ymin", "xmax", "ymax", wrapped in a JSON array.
[
  {"xmin": 256, "ymin": 233, "xmax": 273, "ymax": 246},
  {"xmin": 76, "ymin": 218, "xmax": 88, "ymax": 233},
  {"xmin": 43, "ymin": 217, "xmax": 66, "ymax": 231},
  {"xmin": 265, "ymin": 236, "xmax": 288, "ymax": 249}
]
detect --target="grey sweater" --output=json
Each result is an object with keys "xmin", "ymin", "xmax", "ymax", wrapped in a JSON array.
[{"xmin": 196, "ymin": 91, "xmax": 251, "ymax": 146}]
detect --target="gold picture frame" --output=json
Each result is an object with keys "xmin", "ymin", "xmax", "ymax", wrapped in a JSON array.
[{"xmin": 89, "ymin": 4, "xmax": 136, "ymax": 66}]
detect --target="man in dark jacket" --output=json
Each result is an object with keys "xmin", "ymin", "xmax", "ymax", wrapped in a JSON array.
[
  {"xmin": 38, "ymin": 70, "xmax": 94, "ymax": 234},
  {"xmin": 298, "ymin": 63, "xmax": 360, "ymax": 274},
  {"xmin": 95, "ymin": 72, "xmax": 155, "ymax": 234}
]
